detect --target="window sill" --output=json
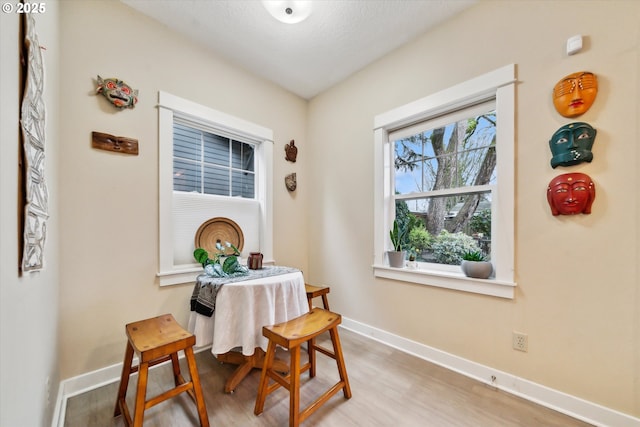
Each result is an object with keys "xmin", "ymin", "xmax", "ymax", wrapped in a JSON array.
[
  {"xmin": 372, "ymin": 264, "xmax": 516, "ymax": 299},
  {"xmin": 157, "ymin": 266, "xmax": 202, "ymax": 286}
]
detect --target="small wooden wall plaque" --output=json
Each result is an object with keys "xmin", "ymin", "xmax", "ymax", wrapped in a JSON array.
[{"xmin": 92, "ymin": 131, "xmax": 138, "ymax": 155}]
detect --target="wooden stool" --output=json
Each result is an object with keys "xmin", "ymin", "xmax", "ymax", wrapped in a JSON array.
[
  {"xmin": 254, "ymin": 308, "xmax": 352, "ymax": 427},
  {"xmin": 114, "ymin": 314, "xmax": 209, "ymax": 427},
  {"xmin": 304, "ymin": 283, "xmax": 330, "ymax": 311}
]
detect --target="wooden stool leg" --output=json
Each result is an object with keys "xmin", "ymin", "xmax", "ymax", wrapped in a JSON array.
[
  {"xmin": 254, "ymin": 340, "xmax": 277, "ymax": 415},
  {"xmin": 170, "ymin": 352, "xmax": 182, "ymax": 387},
  {"xmin": 321, "ymin": 295, "xmax": 330, "ymax": 310},
  {"xmin": 132, "ymin": 362, "xmax": 149, "ymax": 427},
  {"xmin": 114, "ymin": 341, "xmax": 134, "ymax": 417},
  {"xmin": 289, "ymin": 346, "xmax": 301, "ymax": 427},
  {"xmin": 308, "ymin": 337, "xmax": 317, "ymax": 378},
  {"xmin": 184, "ymin": 347, "xmax": 210, "ymax": 427},
  {"xmin": 329, "ymin": 327, "xmax": 352, "ymax": 399}
]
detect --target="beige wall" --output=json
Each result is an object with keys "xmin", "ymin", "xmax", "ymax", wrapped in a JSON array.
[
  {"xmin": 57, "ymin": 0, "xmax": 308, "ymax": 379},
  {"xmin": 307, "ymin": 0, "xmax": 639, "ymax": 418},
  {"xmin": 2, "ymin": 0, "xmax": 639, "ymax": 424},
  {"xmin": 0, "ymin": 3, "xmax": 61, "ymax": 426}
]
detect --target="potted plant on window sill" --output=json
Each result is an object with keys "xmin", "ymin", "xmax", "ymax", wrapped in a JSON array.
[
  {"xmin": 387, "ymin": 219, "xmax": 407, "ymax": 268},
  {"xmin": 460, "ymin": 250, "xmax": 493, "ymax": 279},
  {"xmin": 406, "ymin": 248, "xmax": 418, "ymax": 269}
]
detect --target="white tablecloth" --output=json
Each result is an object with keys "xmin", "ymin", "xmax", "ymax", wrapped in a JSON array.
[{"xmin": 188, "ymin": 271, "xmax": 308, "ymax": 356}]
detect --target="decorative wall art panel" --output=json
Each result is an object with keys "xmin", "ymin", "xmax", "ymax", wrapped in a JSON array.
[
  {"xmin": 285, "ymin": 173, "xmax": 297, "ymax": 192},
  {"xmin": 284, "ymin": 139, "xmax": 297, "ymax": 162},
  {"xmin": 20, "ymin": 13, "xmax": 48, "ymax": 272},
  {"xmin": 92, "ymin": 131, "xmax": 139, "ymax": 155}
]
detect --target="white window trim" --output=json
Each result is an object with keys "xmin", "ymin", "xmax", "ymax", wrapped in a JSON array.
[
  {"xmin": 373, "ymin": 64, "xmax": 517, "ymax": 299},
  {"xmin": 157, "ymin": 91, "xmax": 274, "ymax": 286}
]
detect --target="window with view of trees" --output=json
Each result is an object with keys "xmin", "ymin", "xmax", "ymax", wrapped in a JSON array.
[
  {"xmin": 392, "ymin": 100, "xmax": 496, "ymax": 266},
  {"xmin": 373, "ymin": 64, "xmax": 515, "ymax": 298}
]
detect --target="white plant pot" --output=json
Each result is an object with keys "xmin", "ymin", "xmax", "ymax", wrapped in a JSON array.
[
  {"xmin": 461, "ymin": 260, "xmax": 493, "ymax": 279},
  {"xmin": 387, "ymin": 250, "xmax": 406, "ymax": 268}
]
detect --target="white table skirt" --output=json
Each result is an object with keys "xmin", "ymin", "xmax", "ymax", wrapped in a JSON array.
[{"xmin": 188, "ymin": 271, "xmax": 308, "ymax": 356}]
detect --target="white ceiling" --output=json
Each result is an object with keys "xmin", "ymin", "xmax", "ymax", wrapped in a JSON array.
[{"xmin": 121, "ymin": 0, "xmax": 477, "ymax": 99}]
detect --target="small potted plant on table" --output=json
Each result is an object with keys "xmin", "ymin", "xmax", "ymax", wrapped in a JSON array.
[
  {"xmin": 460, "ymin": 250, "xmax": 493, "ymax": 279},
  {"xmin": 194, "ymin": 242, "xmax": 248, "ymax": 278}
]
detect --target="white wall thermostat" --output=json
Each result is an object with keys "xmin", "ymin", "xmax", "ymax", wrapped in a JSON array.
[{"xmin": 567, "ymin": 35, "xmax": 583, "ymax": 55}]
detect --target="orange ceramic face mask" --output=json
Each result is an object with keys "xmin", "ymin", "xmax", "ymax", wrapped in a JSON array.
[{"xmin": 552, "ymin": 72, "xmax": 598, "ymax": 118}]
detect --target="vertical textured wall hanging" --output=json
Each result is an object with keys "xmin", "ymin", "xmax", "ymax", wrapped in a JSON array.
[{"xmin": 20, "ymin": 13, "xmax": 48, "ymax": 273}]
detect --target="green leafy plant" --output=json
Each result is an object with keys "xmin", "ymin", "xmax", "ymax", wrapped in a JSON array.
[
  {"xmin": 430, "ymin": 230, "xmax": 481, "ymax": 265},
  {"xmin": 389, "ymin": 219, "xmax": 408, "ymax": 251},
  {"xmin": 408, "ymin": 225, "xmax": 432, "ymax": 253},
  {"xmin": 194, "ymin": 242, "xmax": 245, "ymax": 276},
  {"xmin": 461, "ymin": 250, "xmax": 487, "ymax": 262},
  {"xmin": 470, "ymin": 209, "xmax": 491, "ymax": 236}
]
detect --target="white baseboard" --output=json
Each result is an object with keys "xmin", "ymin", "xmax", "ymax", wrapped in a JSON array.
[
  {"xmin": 52, "ymin": 321, "xmax": 639, "ymax": 427},
  {"xmin": 51, "ymin": 346, "xmax": 211, "ymax": 427},
  {"xmin": 340, "ymin": 316, "xmax": 640, "ymax": 427}
]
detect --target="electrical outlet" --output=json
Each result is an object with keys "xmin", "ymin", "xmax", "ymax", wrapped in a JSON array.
[
  {"xmin": 485, "ymin": 374, "xmax": 499, "ymax": 391},
  {"xmin": 513, "ymin": 332, "xmax": 528, "ymax": 352}
]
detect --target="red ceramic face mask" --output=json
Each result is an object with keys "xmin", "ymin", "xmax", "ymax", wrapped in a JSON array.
[{"xmin": 547, "ymin": 172, "xmax": 596, "ymax": 216}]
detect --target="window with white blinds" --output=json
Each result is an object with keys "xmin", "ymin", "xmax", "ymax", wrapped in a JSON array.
[
  {"xmin": 173, "ymin": 121, "xmax": 256, "ymax": 198},
  {"xmin": 157, "ymin": 91, "xmax": 274, "ymax": 286}
]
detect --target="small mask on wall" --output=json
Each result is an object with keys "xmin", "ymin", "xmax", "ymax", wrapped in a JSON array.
[
  {"xmin": 547, "ymin": 172, "xmax": 596, "ymax": 216},
  {"xmin": 552, "ymin": 71, "xmax": 598, "ymax": 118},
  {"xmin": 285, "ymin": 173, "xmax": 297, "ymax": 192},
  {"xmin": 96, "ymin": 75, "xmax": 138, "ymax": 109},
  {"xmin": 549, "ymin": 122, "xmax": 597, "ymax": 168},
  {"xmin": 285, "ymin": 140, "xmax": 297, "ymax": 162}
]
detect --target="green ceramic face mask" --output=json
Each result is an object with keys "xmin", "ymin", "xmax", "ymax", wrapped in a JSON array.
[{"xmin": 549, "ymin": 122, "xmax": 596, "ymax": 168}]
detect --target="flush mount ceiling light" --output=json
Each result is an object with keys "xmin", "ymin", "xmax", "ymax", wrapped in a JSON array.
[{"xmin": 262, "ymin": 1, "xmax": 313, "ymax": 24}]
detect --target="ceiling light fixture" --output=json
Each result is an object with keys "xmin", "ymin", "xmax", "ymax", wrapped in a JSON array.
[{"xmin": 262, "ymin": 1, "xmax": 313, "ymax": 24}]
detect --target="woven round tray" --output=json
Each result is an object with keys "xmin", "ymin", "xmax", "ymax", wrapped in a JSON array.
[{"xmin": 194, "ymin": 217, "xmax": 244, "ymax": 256}]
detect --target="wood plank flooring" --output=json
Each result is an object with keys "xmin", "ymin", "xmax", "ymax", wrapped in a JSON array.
[{"xmin": 64, "ymin": 328, "xmax": 593, "ymax": 426}]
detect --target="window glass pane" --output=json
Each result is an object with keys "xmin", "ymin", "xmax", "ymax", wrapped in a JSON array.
[
  {"xmin": 395, "ymin": 155, "xmax": 438, "ymax": 194},
  {"xmin": 203, "ymin": 166, "xmax": 229, "ymax": 196},
  {"xmin": 173, "ymin": 124, "xmax": 200, "ymax": 161},
  {"xmin": 232, "ymin": 170, "xmax": 255, "ymax": 198},
  {"xmin": 203, "ymin": 133, "xmax": 229, "ymax": 166},
  {"xmin": 232, "ymin": 140, "xmax": 255, "ymax": 172},
  {"xmin": 173, "ymin": 122, "xmax": 256, "ymax": 199},
  {"xmin": 459, "ymin": 145, "xmax": 497, "ymax": 186},
  {"xmin": 394, "ymin": 109, "xmax": 496, "ymax": 195},
  {"xmin": 173, "ymin": 158, "xmax": 200, "ymax": 192},
  {"xmin": 396, "ymin": 191, "xmax": 491, "ymax": 265}
]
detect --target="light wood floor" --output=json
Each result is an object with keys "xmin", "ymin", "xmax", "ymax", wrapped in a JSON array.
[{"xmin": 64, "ymin": 328, "xmax": 593, "ymax": 426}]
